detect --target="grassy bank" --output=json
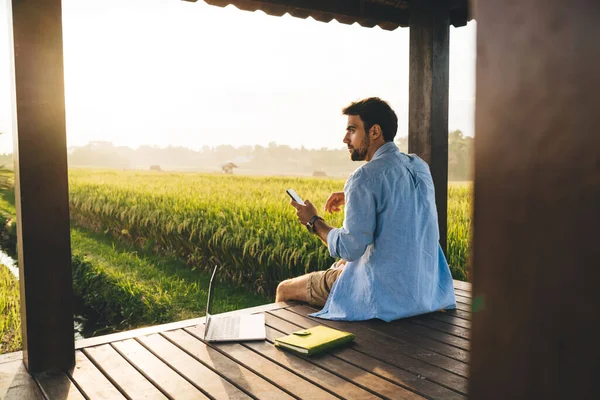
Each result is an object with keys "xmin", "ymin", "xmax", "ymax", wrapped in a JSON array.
[
  {"xmin": 71, "ymin": 227, "xmax": 268, "ymax": 334},
  {"xmin": 0, "ymin": 263, "xmax": 20, "ymax": 354}
]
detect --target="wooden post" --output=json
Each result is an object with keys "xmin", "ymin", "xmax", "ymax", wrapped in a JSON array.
[
  {"xmin": 9, "ymin": 0, "xmax": 74, "ymax": 373},
  {"xmin": 409, "ymin": 0, "xmax": 450, "ymax": 254},
  {"xmin": 470, "ymin": 0, "xmax": 600, "ymax": 398}
]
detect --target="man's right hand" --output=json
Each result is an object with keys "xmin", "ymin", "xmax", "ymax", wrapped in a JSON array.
[{"xmin": 324, "ymin": 191, "xmax": 345, "ymax": 213}]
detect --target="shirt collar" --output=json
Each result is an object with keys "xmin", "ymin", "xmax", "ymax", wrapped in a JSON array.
[{"xmin": 370, "ymin": 141, "xmax": 398, "ymax": 162}]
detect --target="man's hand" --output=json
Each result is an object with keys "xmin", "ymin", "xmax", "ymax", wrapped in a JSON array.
[
  {"xmin": 324, "ymin": 191, "xmax": 345, "ymax": 213},
  {"xmin": 290, "ymin": 199, "xmax": 319, "ymax": 225}
]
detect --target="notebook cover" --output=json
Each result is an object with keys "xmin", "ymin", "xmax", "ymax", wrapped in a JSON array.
[{"xmin": 274, "ymin": 325, "xmax": 355, "ymax": 356}]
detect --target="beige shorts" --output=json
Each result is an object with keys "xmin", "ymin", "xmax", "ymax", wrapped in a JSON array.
[{"xmin": 306, "ymin": 268, "xmax": 344, "ymax": 306}]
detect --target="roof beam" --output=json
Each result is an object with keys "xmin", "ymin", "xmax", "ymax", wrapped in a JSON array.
[{"xmin": 197, "ymin": 0, "xmax": 411, "ymax": 28}]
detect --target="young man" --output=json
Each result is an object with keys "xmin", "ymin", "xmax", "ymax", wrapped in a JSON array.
[{"xmin": 275, "ymin": 97, "xmax": 456, "ymax": 321}]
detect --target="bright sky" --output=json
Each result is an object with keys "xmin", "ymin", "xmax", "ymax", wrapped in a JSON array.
[{"xmin": 0, "ymin": 0, "xmax": 476, "ymax": 154}]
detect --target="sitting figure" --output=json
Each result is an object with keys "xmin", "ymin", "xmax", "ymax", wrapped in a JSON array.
[{"xmin": 276, "ymin": 97, "xmax": 456, "ymax": 321}]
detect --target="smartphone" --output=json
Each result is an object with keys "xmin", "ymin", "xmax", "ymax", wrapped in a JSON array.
[{"xmin": 286, "ymin": 189, "xmax": 305, "ymax": 205}]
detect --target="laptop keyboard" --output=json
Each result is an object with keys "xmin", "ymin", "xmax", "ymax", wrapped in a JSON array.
[{"xmin": 209, "ymin": 316, "xmax": 241, "ymax": 339}]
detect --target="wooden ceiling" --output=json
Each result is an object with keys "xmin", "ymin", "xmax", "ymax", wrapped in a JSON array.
[{"xmin": 182, "ymin": 0, "xmax": 471, "ymax": 30}]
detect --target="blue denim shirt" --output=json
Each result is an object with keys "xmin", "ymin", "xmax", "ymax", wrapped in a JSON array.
[{"xmin": 310, "ymin": 142, "xmax": 456, "ymax": 322}]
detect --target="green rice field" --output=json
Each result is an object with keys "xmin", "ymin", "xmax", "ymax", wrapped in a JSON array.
[
  {"xmin": 69, "ymin": 170, "xmax": 472, "ymax": 295},
  {"xmin": 0, "ymin": 263, "xmax": 21, "ymax": 353}
]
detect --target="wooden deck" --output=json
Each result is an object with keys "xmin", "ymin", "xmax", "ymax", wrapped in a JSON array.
[{"xmin": 0, "ymin": 281, "xmax": 471, "ymax": 399}]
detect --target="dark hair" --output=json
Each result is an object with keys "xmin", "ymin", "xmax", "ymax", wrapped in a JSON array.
[{"xmin": 342, "ymin": 97, "xmax": 398, "ymax": 142}]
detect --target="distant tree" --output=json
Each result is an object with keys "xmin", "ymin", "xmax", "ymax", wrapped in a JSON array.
[
  {"xmin": 395, "ymin": 136, "xmax": 408, "ymax": 153},
  {"xmin": 448, "ymin": 130, "xmax": 473, "ymax": 181},
  {"xmin": 69, "ymin": 141, "xmax": 131, "ymax": 169},
  {"xmin": 397, "ymin": 131, "xmax": 472, "ymax": 181}
]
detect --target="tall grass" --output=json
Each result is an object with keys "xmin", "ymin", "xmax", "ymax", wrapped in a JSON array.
[
  {"xmin": 0, "ymin": 264, "xmax": 20, "ymax": 354},
  {"xmin": 447, "ymin": 184, "xmax": 472, "ymax": 281},
  {"xmin": 69, "ymin": 170, "xmax": 472, "ymax": 294}
]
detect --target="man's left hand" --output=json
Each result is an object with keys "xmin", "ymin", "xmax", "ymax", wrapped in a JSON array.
[{"xmin": 290, "ymin": 199, "xmax": 319, "ymax": 225}]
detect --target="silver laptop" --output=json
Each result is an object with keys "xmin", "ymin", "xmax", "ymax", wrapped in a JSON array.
[{"xmin": 203, "ymin": 265, "xmax": 266, "ymax": 342}]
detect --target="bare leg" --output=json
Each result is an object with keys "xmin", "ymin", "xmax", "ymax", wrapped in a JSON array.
[{"xmin": 275, "ymin": 274, "xmax": 311, "ymax": 303}]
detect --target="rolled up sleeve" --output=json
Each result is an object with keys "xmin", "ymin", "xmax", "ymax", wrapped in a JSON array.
[{"xmin": 327, "ymin": 170, "xmax": 376, "ymax": 261}]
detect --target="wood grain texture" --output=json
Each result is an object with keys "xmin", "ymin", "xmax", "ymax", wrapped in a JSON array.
[
  {"xmin": 9, "ymin": 0, "xmax": 74, "ymax": 373},
  {"xmin": 288, "ymin": 305, "xmax": 470, "ymax": 362},
  {"xmin": 428, "ymin": 313, "xmax": 471, "ymax": 329},
  {"xmin": 242, "ymin": 333, "xmax": 380, "ymax": 399},
  {"xmin": 112, "ymin": 339, "xmax": 207, "ymax": 399},
  {"xmin": 367, "ymin": 316, "xmax": 470, "ymax": 351},
  {"xmin": 163, "ymin": 328, "xmax": 295, "ymax": 400},
  {"xmin": 83, "ymin": 344, "xmax": 167, "ymax": 399},
  {"xmin": 452, "ymin": 280, "xmax": 472, "ymax": 292},
  {"xmin": 264, "ymin": 314, "xmax": 429, "ymax": 399},
  {"xmin": 409, "ymin": 317, "xmax": 471, "ymax": 340},
  {"xmin": 470, "ymin": 0, "xmax": 600, "ymax": 398},
  {"xmin": 137, "ymin": 333, "xmax": 251, "ymax": 400},
  {"xmin": 408, "ymin": 0, "xmax": 450, "ymax": 253},
  {"xmin": 69, "ymin": 351, "xmax": 125, "ymax": 400},
  {"xmin": 283, "ymin": 307, "xmax": 468, "ymax": 394},
  {"xmin": 189, "ymin": 331, "xmax": 339, "ymax": 399},
  {"xmin": 455, "ymin": 294, "xmax": 472, "ymax": 305},
  {"xmin": 445, "ymin": 308, "xmax": 471, "ymax": 321}
]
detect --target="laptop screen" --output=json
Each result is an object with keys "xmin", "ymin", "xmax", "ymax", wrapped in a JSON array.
[{"xmin": 204, "ymin": 265, "xmax": 218, "ymax": 338}]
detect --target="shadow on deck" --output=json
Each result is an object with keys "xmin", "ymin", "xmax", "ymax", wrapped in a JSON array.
[{"xmin": 0, "ymin": 281, "xmax": 471, "ymax": 399}]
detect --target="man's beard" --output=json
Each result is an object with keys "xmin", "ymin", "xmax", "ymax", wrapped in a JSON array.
[{"xmin": 350, "ymin": 135, "xmax": 369, "ymax": 161}]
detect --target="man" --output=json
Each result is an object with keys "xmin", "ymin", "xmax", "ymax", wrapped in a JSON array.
[{"xmin": 275, "ymin": 97, "xmax": 456, "ymax": 321}]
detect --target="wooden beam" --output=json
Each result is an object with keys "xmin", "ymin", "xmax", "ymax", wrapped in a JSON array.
[
  {"xmin": 9, "ymin": 0, "xmax": 74, "ymax": 373},
  {"xmin": 470, "ymin": 0, "xmax": 600, "ymax": 398},
  {"xmin": 408, "ymin": 0, "xmax": 450, "ymax": 254},
  {"xmin": 189, "ymin": 0, "xmax": 471, "ymax": 28}
]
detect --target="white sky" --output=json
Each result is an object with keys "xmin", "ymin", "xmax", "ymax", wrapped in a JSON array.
[{"xmin": 0, "ymin": 0, "xmax": 476, "ymax": 154}]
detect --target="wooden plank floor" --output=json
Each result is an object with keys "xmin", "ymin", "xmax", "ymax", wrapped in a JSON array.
[{"xmin": 0, "ymin": 281, "xmax": 471, "ymax": 399}]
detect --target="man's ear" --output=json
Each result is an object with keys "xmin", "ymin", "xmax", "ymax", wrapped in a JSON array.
[{"xmin": 370, "ymin": 124, "xmax": 383, "ymax": 140}]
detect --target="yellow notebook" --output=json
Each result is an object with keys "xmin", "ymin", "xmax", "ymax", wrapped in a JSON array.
[{"xmin": 274, "ymin": 325, "xmax": 355, "ymax": 356}]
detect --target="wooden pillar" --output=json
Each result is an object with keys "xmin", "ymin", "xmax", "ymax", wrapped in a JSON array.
[
  {"xmin": 409, "ymin": 0, "xmax": 450, "ymax": 254},
  {"xmin": 470, "ymin": 0, "xmax": 600, "ymax": 398},
  {"xmin": 9, "ymin": 0, "xmax": 74, "ymax": 373}
]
